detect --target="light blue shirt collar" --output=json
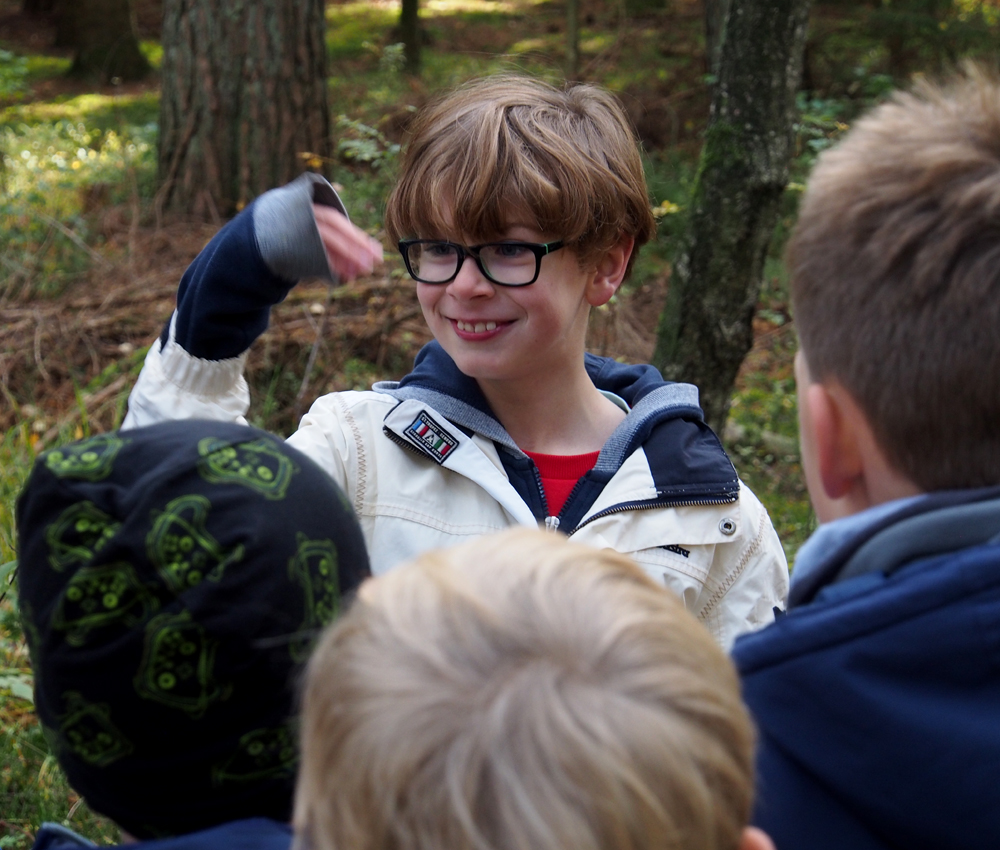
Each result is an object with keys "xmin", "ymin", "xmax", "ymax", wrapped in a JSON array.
[{"xmin": 790, "ymin": 494, "xmax": 929, "ymax": 592}]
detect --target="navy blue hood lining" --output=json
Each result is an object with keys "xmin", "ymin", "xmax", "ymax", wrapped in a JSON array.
[{"xmin": 375, "ymin": 341, "xmax": 740, "ymax": 510}]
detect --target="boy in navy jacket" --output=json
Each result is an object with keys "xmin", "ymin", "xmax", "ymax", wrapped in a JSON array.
[{"xmin": 731, "ymin": 66, "xmax": 1000, "ymax": 849}]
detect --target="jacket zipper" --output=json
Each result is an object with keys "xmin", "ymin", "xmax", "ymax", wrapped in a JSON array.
[
  {"xmin": 383, "ymin": 426, "xmax": 433, "ymax": 459},
  {"xmin": 384, "ymin": 426, "xmax": 737, "ymax": 537},
  {"xmin": 565, "ymin": 494, "xmax": 738, "ymax": 536}
]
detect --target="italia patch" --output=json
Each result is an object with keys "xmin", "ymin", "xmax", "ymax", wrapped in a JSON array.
[{"xmin": 404, "ymin": 411, "xmax": 458, "ymax": 464}]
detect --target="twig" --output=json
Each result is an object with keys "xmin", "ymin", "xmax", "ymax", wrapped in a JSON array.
[
  {"xmin": 65, "ymin": 797, "xmax": 85, "ymax": 823},
  {"xmin": 37, "ymin": 213, "xmax": 111, "ymax": 267},
  {"xmin": 33, "ymin": 311, "xmax": 51, "ymax": 383},
  {"xmin": 294, "ymin": 284, "xmax": 334, "ymax": 422},
  {"xmin": 39, "ymin": 375, "xmax": 129, "ymax": 448},
  {"xmin": 0, "ymin": 821, "xmax": 34, "ymax": 841}
]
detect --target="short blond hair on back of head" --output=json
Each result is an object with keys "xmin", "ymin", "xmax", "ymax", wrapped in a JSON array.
[
  {"xmin": 789, "ymin": 63, "xmax": 1000, "ymax": 490},
  {"xmin": 294, "ymin": 529, "xmax": 755, "ymax": 850},
  {"xmin": 384, "ymin": 74, "xmax": 656, "ymax": 278}
]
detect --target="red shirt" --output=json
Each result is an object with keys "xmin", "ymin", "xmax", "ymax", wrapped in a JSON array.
[{"xmin": 523, "ymin": 449, "xmax": 600, "ymax": 517}]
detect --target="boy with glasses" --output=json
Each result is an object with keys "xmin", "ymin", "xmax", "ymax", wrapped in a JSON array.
[{"xmin": 124, "ymin": 74, "xmax": 787, "ymax": 648}]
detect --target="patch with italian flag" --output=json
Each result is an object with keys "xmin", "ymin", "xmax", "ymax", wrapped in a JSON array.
[{"xmin": 404, "ymin": 411, "xmax": 458, "ymax": 464}]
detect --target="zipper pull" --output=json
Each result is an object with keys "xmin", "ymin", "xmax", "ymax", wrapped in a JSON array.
[{"xmin": 544, "ymin": 515, "xmax": 560, "ymax": 532}]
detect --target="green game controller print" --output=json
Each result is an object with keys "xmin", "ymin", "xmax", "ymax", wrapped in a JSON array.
[
  {"xmin": 197, "ymin": 436, "xmax": 296, "ymax": 499},
  {"xmin": 52, "ymin": 562, "xmax": 159, "ymax": 646},
  {"xmin": 134, "ymin": 610, "xmax": 230, "ymax": 717},
  {"xmin": 147, "ymin": 494, "xmax": 244, "ymax": 594},
  {"xmin": 57, "ymin": 691, "xmax": 134, "ymax": 766},
  {"xmin": 43, "ymin": 434, "xmax": 126, "ymax": 481},
  {"xmin": 45, "ymin": 501, "xmax": 121, "ymax": 572},
  {"xmin": 287, "ymin": 534, "xmax": 340, "ymax": 662},
  {"xmin": 212, "ymin": 724, "xmax": 297, "ymax": 784}
]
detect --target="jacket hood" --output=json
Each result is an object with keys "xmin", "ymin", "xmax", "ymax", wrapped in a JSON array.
[
  {"xmin": 390, "ymin": 341, "xmax": 672, "ymax": 411},
  {"xmin": 733, "ymin": 492, "xmax": 1000, "ymax": 850},
  {"xmin": 374, "ymin": 341, "xmax": 738, "ymax": 527}
]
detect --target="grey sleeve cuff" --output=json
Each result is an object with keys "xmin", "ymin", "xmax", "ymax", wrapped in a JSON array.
[{"xmin": 252, "ymin": 172, "xmax": 349, "ymax": 283}]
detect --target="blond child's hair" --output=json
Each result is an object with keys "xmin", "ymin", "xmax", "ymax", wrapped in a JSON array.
[
  {"xmin": 384, "ymin": 74, "xmax": 657, "ymax": 278},
  {"xmin": 788, "ymin": 64, "xmax": 1000, "ymax": 490},
  {"xmin": 294, "ymin": 529, "xmax": 755, "ymax": 850}
]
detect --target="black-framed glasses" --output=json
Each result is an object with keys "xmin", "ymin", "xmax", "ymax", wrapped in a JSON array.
[{"xmin": 398, "ymin": 239, "xmax": 566, "ymax": 287}]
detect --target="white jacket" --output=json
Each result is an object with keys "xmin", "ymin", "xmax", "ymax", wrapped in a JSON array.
[{"xmin": 122, "ymin": 174, "xmax": 788, "ymax": 648}]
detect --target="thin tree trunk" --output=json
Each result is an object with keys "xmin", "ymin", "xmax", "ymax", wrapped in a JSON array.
[
  {"xmin": 60, "ymin": 0, "xmax": 151, "ymax": 83},
  {"xmin": 158, "ymin": 0, "xmax": 331, "ymax": 219},
  {"xmin": 400, "ymin": 0, "xmax": 420, "ymax": 77},
  {"xmin": 566, "ymin": 0, "xmax": 580, "ymax": 80},
  {"xmin": 652, "ymin": 0, "xmax": 812, "ymax": 434}
]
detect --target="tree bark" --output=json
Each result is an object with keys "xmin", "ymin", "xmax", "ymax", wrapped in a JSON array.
[
  {"xmin": 59, "ymin": 0, "xmax": 151, "ymax": 83},
  {"xmin": 566, "ymin": 0, "xmax": 580, "ymax": 80},
  {"xmin": 158, "ymin": 0, "xmax": 331, "ymax": 219},
  {"xmin": 703, "ymin": 0, "xmax": 731, "ymax": 76},
  {"xmin": 652, "ymin": 0, "xmax": 812, "ymax": 434},
  {"xmin": 400, "ymin": 0, "xmax": 421, "ymax": 76}
]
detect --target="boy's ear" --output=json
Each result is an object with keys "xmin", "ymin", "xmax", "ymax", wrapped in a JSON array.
[
  {"xmin": 585, "ymin": 236, "xmax": 634, "ymax": 307},
  {"xmin": 805, "ymin": 381, "xmax": 865, "ymax": 503}
]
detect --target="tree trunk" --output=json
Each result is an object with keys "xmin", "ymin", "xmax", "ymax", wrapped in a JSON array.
[
  {"xmin": 59, "ymin": 0, "xmax": 151, "ymax": 83},
  {"xmin": 158, "ymin": 0, "xmax": 331, "ymax": 219},
  {"xmin": 566, "ymin": 0, "xmax": 580, "ymax": 80},
  {"xmin": 703, "ymin": 0, "xmax": 731, "ymax": 75},
  {"xmin": 652, "ymin": 0, "xmax": 811, "ymax": 434},
  {"xmin": 400, "ymin": 0, "xmax": 421, "ymax": 76}
]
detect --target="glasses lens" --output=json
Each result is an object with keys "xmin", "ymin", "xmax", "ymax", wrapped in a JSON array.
[
  {"xmin": 407, "ymin": 241, "xmax": 459, "ymax": 283},
  {"xmin": 478, "ymin": 243, "xmax": 538, "ymax": 285}
]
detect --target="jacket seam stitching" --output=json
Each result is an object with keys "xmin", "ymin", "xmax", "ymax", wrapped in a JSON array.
[{"xmin": 334, "ymin": 393, "xmax": 367, "ymax": 516}]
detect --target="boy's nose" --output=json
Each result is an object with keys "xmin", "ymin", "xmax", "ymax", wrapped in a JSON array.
[{"xmin": 447, "ymin": 255, "xmax": 496, "ymax": 299}]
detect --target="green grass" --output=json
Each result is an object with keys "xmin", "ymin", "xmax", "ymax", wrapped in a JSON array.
[
  {"xmin": 1, "ymin": 90, "xmax": 159, "ymax": 300},
  {"xmin": 0, "ymin": 588, "xmax": 120, "ymax": 848}
]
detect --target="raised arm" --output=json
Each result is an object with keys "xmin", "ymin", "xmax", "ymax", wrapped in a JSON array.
[{"xmin": 122, "ymin": 173, "xmax": 382, "ymax": 429}]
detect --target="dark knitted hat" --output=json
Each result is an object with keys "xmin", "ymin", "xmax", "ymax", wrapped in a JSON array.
[{"xmin": 16, "ymin": 420, "xmax": 370, "ymax": 838}]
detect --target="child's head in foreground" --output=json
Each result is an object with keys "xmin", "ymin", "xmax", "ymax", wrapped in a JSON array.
[
  {"xmin": 788, "ymin": 65, "xmax": 1000, "ymax": 520},
  {"xmin": 294, "ymin": 529, "xmax": 773, "ymax": 850},
  {"xmin": 384, "ymin": 74, "xmax": 656, "ymax": 280},
  {"xmin": 16, "ymin": 420, "xmax": 370, "ymax": 839}
]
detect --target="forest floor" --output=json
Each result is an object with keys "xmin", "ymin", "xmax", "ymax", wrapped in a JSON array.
[{"xmin": 5, "ymin": 0, "xmax": 968, "ymax": 839}]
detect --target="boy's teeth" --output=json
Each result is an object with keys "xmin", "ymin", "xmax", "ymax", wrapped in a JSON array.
[{"xmin": 458, "ymin": 321, "xmax": 498, "ymax": 332}]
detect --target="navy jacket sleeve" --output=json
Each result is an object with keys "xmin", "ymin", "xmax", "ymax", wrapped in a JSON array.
[{"xmin": 167, "ymin": 172, "xmax": 348, "ymax": 361}]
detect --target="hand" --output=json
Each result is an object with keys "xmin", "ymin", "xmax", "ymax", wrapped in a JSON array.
[{"xmin": 313, "ymin": 204, "xmax": 383, "ymax": 281}]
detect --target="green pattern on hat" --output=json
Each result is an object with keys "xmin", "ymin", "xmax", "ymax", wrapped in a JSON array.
[
  {"xmin": 134, "ymin": 610, "xmax": 231, "ymax": 717},
  {"xmin": 43, "ymin": 434, "xmax": 126, "ymax": 481},
  {"xmin": 197, "ymin": 437, "xmax": 297, "ymax": 499},
  {"xmin": 58, "ymin": 691, "xmax": 134, "ymax": 766},
  {"xmin": 288, "ymin": 533, "xmax": 340, "ymax": 662},
  {"xmin": 212, "ymin": 724, "xmax": 297, "ymax": 784},
  {"xmin": 147, "ymin": 495, "xmax": 245, "ymax": 594},
  {"xmin": 52, "ymin": 562, "xmax": 160, "ymax": 646},
  {"xmin": 45, "ymin": 502, "xmax": 121, "ymax": 572}
]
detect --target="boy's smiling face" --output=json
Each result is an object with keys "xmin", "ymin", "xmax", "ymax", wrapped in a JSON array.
[{"xmin": 416, "ymin": 224, "xmax": 616, "ymax": 389}]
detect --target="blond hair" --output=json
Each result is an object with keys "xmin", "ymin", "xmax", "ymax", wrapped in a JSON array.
[
  {"xmin": 789, "ymin": 64, "xmax": 1000, "ymax": 490},
  {"xmin": 294, "ymin": 529, "xmax": 755, "ymax": 850},
  {"xmin": 384, "ymin": 74, "xmax": 656, "ymax": 278}
]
